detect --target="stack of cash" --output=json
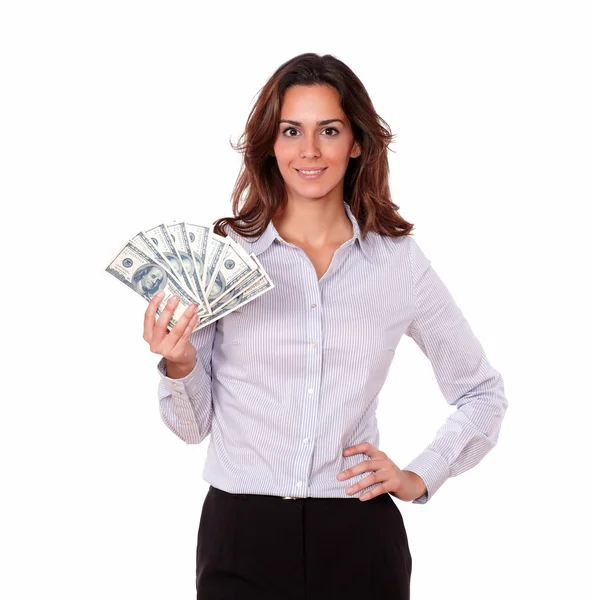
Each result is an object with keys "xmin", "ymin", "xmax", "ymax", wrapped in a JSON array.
[{"xmin": 105, "ymin": 222, "xmax": 274, "ymax": 332}]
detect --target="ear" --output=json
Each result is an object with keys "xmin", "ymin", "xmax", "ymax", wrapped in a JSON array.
[{"xmin": 350, "ymin": 140, "xmax": 361, "ymax": 159}]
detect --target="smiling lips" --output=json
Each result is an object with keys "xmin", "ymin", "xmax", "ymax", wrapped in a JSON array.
[{"xmin": 295, "ymin": 167, "xmax": 328, "ymax": 180}]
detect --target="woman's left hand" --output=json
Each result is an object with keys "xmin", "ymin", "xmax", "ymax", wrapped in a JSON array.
[{"xmin": 337, "ymin": 442, "xmax": 427, "ymax": 502}]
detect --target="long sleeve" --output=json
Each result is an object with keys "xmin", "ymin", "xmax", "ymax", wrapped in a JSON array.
[
  {"xmin": 156, "ymin": 320, "xmax": 217, "ymax": 444},
  {"xmin": 402, "ymin": 237, "xmax": 508, "ymax": 504}
]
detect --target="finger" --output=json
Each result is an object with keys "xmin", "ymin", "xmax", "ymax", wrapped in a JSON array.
[
  {"xmin": 169, "ymin": 311, "xmax": 200, "ymax": 355},
  {"xmin": 347, "ymin": 474, "xmax": 380, "ymax": 498},
  {"xmin": 343, "ymin": 443, "xmax": 368, "ymax": 455},
  {"xmin": 359, "ymin": 485, "xmax": 382, "ymax": 502},
  {"xmin": 153, "ymin": 295, "xmax": 181, "ymax": 339},
  {"xmin": 143, "ymin": 291, "xmax": 165, "ymax": 343},
  {"xmin": 337, "ymin": 458, "xmax": 377, "ymax": 480},
  {"xmin": 359, "ymin": 480, "xmax": 388, "ymax": 502},
  {"xmin": 165, "ymin": 303, "xmax": 199, "ymax": 350}
]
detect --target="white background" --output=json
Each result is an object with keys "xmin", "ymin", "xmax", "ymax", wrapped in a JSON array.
[{"xmin": 2, "ymin": 1, "xmax": 589, "ymax": 598}]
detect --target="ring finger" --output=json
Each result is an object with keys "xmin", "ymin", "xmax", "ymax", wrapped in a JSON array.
[{"xmin": 346, "ymin": 473, "xmax": 379, "ymax": 497}]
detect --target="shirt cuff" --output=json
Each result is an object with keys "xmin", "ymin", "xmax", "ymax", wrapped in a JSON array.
[
  {"xmin": 403, "ymin": 449, "xmax": 450, "ymax": 504},
  {"xmin": 157, "ymin": 356, "xmax": 207, "ymax": 398}
]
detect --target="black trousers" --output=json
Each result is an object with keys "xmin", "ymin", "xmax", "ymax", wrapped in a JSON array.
[{"xmin": 196, "ymin": 485, "xmax": 412, "ymax": 599}]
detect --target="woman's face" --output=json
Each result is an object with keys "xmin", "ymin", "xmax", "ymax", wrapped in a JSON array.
[{"xmin": 272, "ymin": 84, "xmax": 360, "ymax": 204}]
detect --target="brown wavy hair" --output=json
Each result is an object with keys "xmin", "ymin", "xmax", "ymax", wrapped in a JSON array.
[{"xmin": 212, "ymin": 52, "xmax": 414, "ymax": 240}]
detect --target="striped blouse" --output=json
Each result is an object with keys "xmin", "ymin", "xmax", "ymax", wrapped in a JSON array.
[{"xmin": 156, "ymin": 200, "xmax": 508, "ymax": 504}]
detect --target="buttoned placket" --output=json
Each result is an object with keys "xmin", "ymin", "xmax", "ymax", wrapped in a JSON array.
[{"xmin": 281, "ymin": 237, "xmax": 356, "ymax": 499}]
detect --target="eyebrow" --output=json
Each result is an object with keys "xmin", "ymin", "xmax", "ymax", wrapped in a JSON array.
[{"xmin": 279, "ymin": 118, "xmax": 345, "ymax": 126}]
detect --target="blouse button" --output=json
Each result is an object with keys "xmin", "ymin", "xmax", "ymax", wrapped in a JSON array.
[{"xmin": 311, "ymin": 303, "xmax": 317, "ymax": 308}]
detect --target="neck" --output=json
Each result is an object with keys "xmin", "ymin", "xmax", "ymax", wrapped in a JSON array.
[{"xmin": 272, "ymin": 197, "xmax": 353, "ymax": 248}]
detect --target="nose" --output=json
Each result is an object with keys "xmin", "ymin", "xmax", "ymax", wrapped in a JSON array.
[{"xmin": 299, "ymin": 136, "xmax": 320, "ymax": 159}]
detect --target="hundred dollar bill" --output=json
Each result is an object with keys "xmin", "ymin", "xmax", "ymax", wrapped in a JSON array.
[
  {"xmin": 202, "ymin": 232, "xmax": 231, "ymax": 299},
  {"xmin": 195, "ymin": 254, "xmax": 275, "ymax": 330},
  {"xmin": 129, "ymin": 231, "xmax": 187, "ymax": 291},
  {"xmin": 193, "ymin": 272, "xmax": 274, "ymax": 331},
  {"xmin": 204, "ymin": 240, "xmax": 259, "ymax": 307},
  {"xmin": 210, "ymin": 254, "xmax": 274, "ymax": 315},
  {"xmin": 130, "ymin": 230, "xmax": 206, "ymax": 315},
  {"xmin": 166, "ymin": 222, "xmax": 211, "ymax": 315},
  {"xmin": 144, "ymin": 224, "xmax": 199, "ymax": 303},
  {"xmin": 105, "ymin": 241, "xmax": 200, "ymax": 330},
  {"xmin": 208, "ymin": 268, "xmax": 264, "ymax": 314},
  {"xmin": 183, "ymin": 222, "xmax": 210, "ymax": 286}
]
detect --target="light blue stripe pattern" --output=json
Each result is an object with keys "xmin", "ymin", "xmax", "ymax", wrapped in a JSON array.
[{"xmin": 157, "ymin": 201, "xmax": 508, "ymax": 504}]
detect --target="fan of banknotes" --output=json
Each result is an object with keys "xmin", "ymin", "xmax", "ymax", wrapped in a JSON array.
[{"xmin": 105, "ymin": 222, "xmax": 275, "ymax": 332}]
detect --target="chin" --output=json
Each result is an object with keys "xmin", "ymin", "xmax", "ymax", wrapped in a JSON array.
[{"xmin": 293, "ymin": 188, "xmax": 332, "ymax": 201}]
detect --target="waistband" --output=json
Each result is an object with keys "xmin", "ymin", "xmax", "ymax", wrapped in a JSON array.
[{"xmin": 208, "ymin": 485, "xmax": 395, "ymax": 507}]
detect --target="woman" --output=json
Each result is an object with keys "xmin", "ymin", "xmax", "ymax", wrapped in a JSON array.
[{"xmin": 143, "ymin": 53, "xmax": 508, "ymax": 599}]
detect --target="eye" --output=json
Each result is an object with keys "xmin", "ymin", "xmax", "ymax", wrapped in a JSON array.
[{"xmin": 281, "ymin": 127, "xmax": 340, "ymax": 137}]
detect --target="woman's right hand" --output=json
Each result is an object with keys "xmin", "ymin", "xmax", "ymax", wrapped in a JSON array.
[{"xmin": 143, "ymin": 292, "xmax": 200, "ymax": 370}]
